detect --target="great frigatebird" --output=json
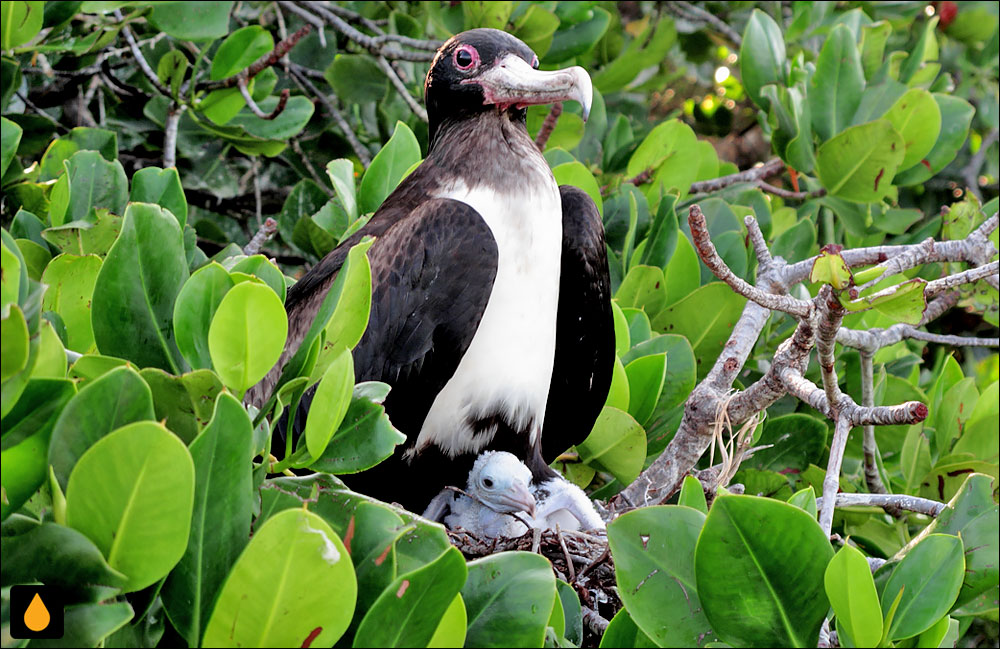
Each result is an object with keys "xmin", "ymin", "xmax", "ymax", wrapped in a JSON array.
[{"xmin": 251, "ymin": 28, "xmax": 614, "ymax": 511}]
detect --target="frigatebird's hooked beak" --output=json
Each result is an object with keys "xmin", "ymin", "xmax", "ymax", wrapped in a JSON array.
[
  {"xmin": 468, "ymin": 53, "xmax": 593, "ymax": 121},
  {"xmin": 492, "ymin": 480, "xmax": 537, "ymax": 518}
]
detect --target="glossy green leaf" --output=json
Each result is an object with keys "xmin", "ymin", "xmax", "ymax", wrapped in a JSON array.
[
  {"xmin": 894, "ymin": 95, "xmax": 974, "ymax": 185},
  {"xmin": 553, "ymin": 161, "xmax": 603, "ymax": 215},
  {"xmin": 325, "ymin": 54, "xmax": 387, "ymax": 104},
  {"xmin": 624, "ymin": 353, "xmax": 666, "ymax": 426},
  {"xmin": 208, "ymin": 280, "xmax": 287, "ymax": 395},
  {"xmin": 787, "ymin": 486, "xmax": 818, "ymax": 518},
  {"xmin": 543, "ymin": 6, "xmax": 610, "ymax": 63},
  {"xmin": 427, "ymin": 595, "xmax": 468, "ymax": 648},
  {"xmin": 161, "ymin": 393, "xmax": 253, "ymax": 647},
  {"xmin": 462, "ymin": 1, "xmax": 513, "ymax": 30},
  {"xmin": 129, "ymin": 166, "xmax": 187, "ymax": 227},
  {"xmin": 695, "ymin": 494, "xmax": 834, "ymax": 647},
  {"xmin": 816, "ymin": 120, "xmax": 905, "ymax": 203},
  {"xmin": 463, "ymin": 552, "xmax": 555, "ymax": 648},
  {"xmin": 608, "ymin": 506, "xmax": 714, "ymax": 646},
  {"xmin": 952, "ymin": 380, "xmax": 999, "ymax": 463},
  {"xmin": 616, "ymin": 265, "xmax": 667, "ymax": 319},
  {"xmin": 611, "ymin": 300, "xmax": 629, "ymax": 357},
  {"xmin": 576, "ymin": 406, "xmax": 646, "ymax": 485},
  {"xmin": 92, "ymin": 203, "xmax": 188, "ymax": 372},
  {"xmin": 305, "ymin": 346, "xmax": 355, "ymax": 459},
  {"xmin": 1, "ymin": 303, "xmax": 28, "ymax": 381},
  {"xmin": 355, "ymin": 547, "xmax": 468, "ymax": 648},
  {"xmin": 173, "ymin": 262, "xmax": 235, "ymax": 370},
  {"xmin": 747, "ymin": 414, "xmax": 828, "ymax": 473},
  {"xmin": 626, "ymin": 119, "xmax": 700, "ymax": 204},
  {"xmin": 148, "ymin": 1, "xmax": 234, "ymax": 41},
  {"xmin": 652, "ymin": 282, "xmax": 746, "ymax": 379},
  {"xmin": 55, "ymin": 601, "xmax": 134, "ymax": 648},
  {"xmin": 810, "ymin": 247, "xmax": 853, "ymax": 289},
  {"xmin": 202, "ymin": 508, "xmax": 357, "ymax": 648},
  {"xmin": 600, "ymin": 607, "xmax": 657, "ymax": 648},
  {"xmin": 883, "ymin": 88, "xmax": 941, "ymax": 172},
  {"xmin": 677, "ymin": 475, "xmax": 708, "ymax": 514},
  {"xmin": 825, "ymin": 544, "xmax": 883, "ymax": 647},
  {"xmin": 66, "ymin": 421, "xmax": 195, "ymax": 593},
  {"xmin": 156, "ymin": 49, "xmax": 189, "ymax": 98},
  {"xmin": 1, "ymin": 1, "xmax": 44, "ymax": 49},
  {"xmin": 605, "ymin": 355, "xmax": 630, "ymax": 411},
  {"xmin": 210, "ymin": 25, "xmax": 273, "ymax": 80},
  {"xmin": 809, "ymin": 24, "xmax": 865, "ymax": 142},
  {"xmin": 327, "ymin": 158, "xmax": 358, "ymax": 221},
  {"xmin": 228, "ymin": 254, "xmax": 285, "ymax": 301},
  {"xmin": 359, "ymin": 121, "xmax": 421, "ymax": 215},
  {"xmin": 230, "ymin": 95, "xmax": 315, "ymax": 139},
  {"xmin": 34, "ymin": 318, "xmax": 67, "ymax": 378},
  {"xmin": 307, "ymin": 387, "xmax": 406, "ymax": 474},
  {"xmin": 64, "ymin": 150, "xmax": 128, "ymax": 223},
  {"xmin": 0, "ymin": 115, "xmax": 21, "ymax": 177},
  {"xmin": 48, "ymin": 365, "xmax": 155, "ymax": 490},
  {"xmin": 138, "ymin": 367, "xmax": 225, "ymax": 444},
  {"xmin": 740, "ymin": 10, "xmax": 786, "ymax": 109},
  {"xmin": 844, "ymin": 278, "xmax": 927, "ymax": 325},
  {"xmin": 882, "ymin": 534, "xmax": 965, "ymax": 641},
  {"xmin": 860, "ymin": 21, "xmax": 892, "ymax": 79}
]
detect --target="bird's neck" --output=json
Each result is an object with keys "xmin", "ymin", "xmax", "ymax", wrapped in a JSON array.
[{"xmin": 427, "ymin": 110, "xmax": 551, "ymax": 192}]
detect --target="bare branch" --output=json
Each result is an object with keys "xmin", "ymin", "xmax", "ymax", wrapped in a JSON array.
[
  {"xmin": 665, "ymin": 1, "xmax": 743, "ymax": 46},
  {"xmin": 244, "ymin": 217, "xmax": 279, "ymax": 256},
  {"xmin": 289, "ymin": 66, "xmax": 372, "ymax": 167},
  {"xmin": 286, "ymin": 1, "xmax": 437, "ymax": 61},
  {"xmin": 117, "ymin": 13, "xmax": 172, "ymax": 97},
  {"xmin": 237, "ymin": 79, "xmax": 290, "ymax": 120},
  {"xmin": 856, "ymin": 238, "xmax": 935, "ymax": 292},
  {"xmin": 781, "ymin": 368, "xmax": 928, "ymax": 426},
  {"xmin": 308, "ymin": 1, "xmax": 441, "ymax": 50},
  {"xmin": 815, "ymin": 285, "xmax": 846, "ymax": 416},
  {"xmin": 961, "ymin": 129, "xmax": 998, "ymax": 201},
  {"xmin": 744, "ymin": 215, "xmax": 774, "ymax": 271},
  {"xmin": 757, "ymin": 180, "xmax": 826, "ymax": 201},
  {"xmin": 163, "ymin": 103, "xmax": 183, "ymax": 168},
  {"xmin": 535, "ymin": 102, "xmax": 563, "ymax": 152},
  {"xmin": 689, "ymin": 205, "xmax": 812, "ymax": 317},
  {"xmin": 689, "ymin": 158, "xmax": 784, "ymax": 194},
  {"xmin": 374, "ymin": 55, "xmax": 428, "ymax": 122},
  {"xmin": 860, "ymin": 353, "xmax": 890, "ymax": 496},
  {"xmin": 816, "ymin": 493, "xmax": 946, "ymax": 517},
  {"xmin": 820, "ymin": 416, "xmax": 851, "ymax": 535},
  {"xmin": 925, "ymin": 260, "xmax": 999, "ymax": 297},
  {"xmin": 582, "ymin": 607, "xmax": 610, "ymax": 636},
  {"xmin": 198, "ymin": 24, "xmax": 312, "ymax": 91},
  {"xmin": 15, "ymin": 91, "xmax": 69, "ymax": 133}
]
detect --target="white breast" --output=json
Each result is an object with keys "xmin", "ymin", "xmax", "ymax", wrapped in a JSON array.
[{"xmin": 410, "ymin": 174, "xmax": 563, "ymax": 457}]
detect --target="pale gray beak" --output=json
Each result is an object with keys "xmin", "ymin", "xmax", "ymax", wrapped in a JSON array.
[
  {"xmin": 491, "ymin": 480, "xmax": 537, "ymax": 517},
  {"xmin": 468, "ymin": 53, "xmax": 593, "ymax": 121}
]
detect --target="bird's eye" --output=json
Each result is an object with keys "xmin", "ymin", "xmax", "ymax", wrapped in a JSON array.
[
  {"xmin": 454, "ymin": 45, "xmax": 478, "ymax": 71},
  {"xmin": 483, "ymin": 478, "xmax": 494, "ymax": 488}
]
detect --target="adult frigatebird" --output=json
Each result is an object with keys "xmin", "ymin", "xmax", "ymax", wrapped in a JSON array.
[{"xmin": 252, "ymin": 28, "xmax": 613, "ymax": 511}]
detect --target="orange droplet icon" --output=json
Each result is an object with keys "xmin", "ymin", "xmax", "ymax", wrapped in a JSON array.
[{"xmin": 24, "ymin": 593, "xmax": 50, "ymax": 632}]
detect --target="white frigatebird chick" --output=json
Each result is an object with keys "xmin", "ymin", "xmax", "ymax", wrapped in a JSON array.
[
  {"xmin": 423, "ymin": 451, "xmax": 606, "ymax": 539},
  {"xmin": 249, "ymin": 29, "xmax": 614, "ymax": 511}
]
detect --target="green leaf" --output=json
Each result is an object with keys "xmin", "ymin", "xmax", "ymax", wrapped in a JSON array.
[
  {"xmin": 746, "ymin": 414, "xmax": 828, "ymax": 473},
  {"xmin": 576, "ymin": 406, "xmax": 646, "ymax": 485},
  {"xmin": 428, "ymin": 595, "xmax": 468, "ymax": 648},
  {"xmin": 695, "ymin": 494, "xmax": 834, "ymax": 647},
  {"xmin": 809, "ymin": 24, "xmax": 866, "ymax": 142},
  {"xmin": 91, "ymin": 203, "xmax": 188, "ymax": 372},
  {"xmin": 34, "ymin": 318, "xmax": 67, "ymax": 378},
  {"xmin": 42, "ymin": 211, "xmax": 123, "ymax": 256},
  {"xmin": 208, "ymin": 280, "xmax": 288, "ymax": 395},
  {"xmin": 882, "ymin": 534, "xmax": 965, "ymax": 641},
  {"xmin": 229, "ymin": 95, "xmax": 315, "ymax": 139},
  {"xmin": 931, "ymin": 377, "xmax": 978, "ymax": 457},
  {"xmin": 626, "ymin": 120, "xmax": 700, "ymax": 204},
  {"xmin": 787, "ymin": 486, "xmax": 818, "ymax": 518},
  {"xmin": 305, "ymin": 346, "xmax": 355, "ymax": 459},
  {"xmin": 161, "ymin": 393, "xmax": 253, "ymax": 647},
  {"xmin": 825, "ymin": 544, "xmax": 883, "ymax": 647},
  {"xmin": 624, "ymin": 353, "xmax": 666, "ymax": 426},
  {"xmin": 883, "ymin": 88, "xmax": 942, "ymax": 172},
  {"xmin": 652, "ymin": 282, "xmax": 747, "ymax": 379},
  {"xmin": 816, "ymin": 120, "xmax": 905, "ymax": 203},
  {"xmin": 148, "ymin": 1, "xmax": 234, "ymax": 41},
  {"xmin": 327, "ymin": 158, "xmax": 358, "ymax": 221},
  {"xmin": 278, "ymin": 178, "xmax": 330, "ymax": 251},
  {"xmin": 462, "ymin": 1, "xmax": 513, "ymax": 30},
  {"xmin": 1, "ymin": 1, "xmax": 44, "ymax": 49},
  {"xmin": 129, "ymin": 166, "xmax": 187, "ymax": 227},
  {"xmin": 600, "ymin": 607, "xmax": 657, "ymax": 648},
  {"xmin": 354, "ymin": 547, "xmax": 468, "ymax": 648},
  {"xmin": 325, "ymin": 54, "xmax": 388, "ymax": 104},
  {"xmin": 1, "ymin": 521, "xmax": 127, "ymax": 602},
  {"xmin": 65, "ymin": 421, "xmax": 195, "ymax": 593},
  {"xmin": 860, "ymin": 21, "xmax": 892, "ymax": 80},
  {"xmin": 198, "ymin": 85, "xmax": 251, "ymax": 126},
  {"xmin": 359, "ymin": 122, "xmax": 421, "ymax": 215},
  {"xmin": 952, "ymin": 381, "xmax": 999, "ymax": 463},
  {"xmin": 55, "ymin": 601, "xmax": 134, "ymax": 648},
  {"xmin": 810, "ymin": 247, "xmax": 854, "ymax": 289},
  {"xmin": 677, "ymin": 475, "xmax": 708, "ymax": 514},
  {"xmin": 0, "ymin": 116, "xmax": 22, "ymax": 177},
  {"xmin": 511, "ymin": 4, "xmax": 559, "ymax": 57},
  {"xmin": 156, "ymin": 50, "xmax": 189, "ymax": 98},
  {"xmin": 64, "ymin": 150, "xmax": 129, "ymax": 223},
  {"xmin": 843, "ymin": 278, "xmax": 927, "ymax": 325},
  {"xmin": 616, "ymin": 265, "xmax": 667, "ymax": 319},
  {"xmin": 210, "ymin": 25, "xmax": 273, "ymax": 80},
  {"xmin": 605, "ymin": 355, "xmax": 629, "ymax": 411},
  {"xmin": 173, "ymin": 262, "xmax": 235, "ymax": 370},
  {"xmin": 543, "ymin": 6, "xmax": 610, "ymax": 63},
  {"xmin": 894, "ymin": 95, "xmax": 975, "ymax": 186},
  {"xmin": 1, "ymin": 303, "xmax": 28, "ymax": 381},
  {"xmin": 307, "ymin": 387, "xmax": 406, "ymax": 474},
  {"xmin": 552, "ymin": 161, "xmax": 603, "ymax": 215},
  {"xmin": 48, "ymin": 366, "xmax": 155, "ymax": 490},
  {"xmin": 202, "ymin": 508, "xmax": 357, "ymax": 648},
  {"xmin": 463, "ymin": 552, "xmax": 555, "ymax": 648},
  {"xmin": 607, "ymin": 506, "xmax": 715, "ymax": 646},
  {"xmin": 1, "ymin": 378, "xmax": 76, "ymax": 518},
  {"xmin": 740, "ymin": 9, "xmax": 786, "ymax": 109},
  {"xmin": 138, "ymin": 367, "xmax": 225, "ymax": 444},
  {"xmin": 228, "ymin": 254, "xmax": 285, "ymax": 301}
]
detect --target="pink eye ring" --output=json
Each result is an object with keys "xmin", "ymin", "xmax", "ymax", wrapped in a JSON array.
[{"xmin": 454, "ymin": 44, "xmax": 479, "ymax": 70}]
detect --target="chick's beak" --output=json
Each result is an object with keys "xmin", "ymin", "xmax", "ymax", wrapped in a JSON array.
[
  {"xmin": 467, "ymin": 53, "xmax": 593, "ymax": 121},
  {"xmin": 496, "ymin": 481, "xmax": 537, "ymax": 517}
]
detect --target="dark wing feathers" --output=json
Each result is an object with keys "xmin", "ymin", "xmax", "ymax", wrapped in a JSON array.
[{"xmin": 540, "ymin": 185, "xmax": 614, "ymax": 463}]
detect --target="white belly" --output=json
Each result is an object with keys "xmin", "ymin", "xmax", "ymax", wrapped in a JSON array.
[{"xmin": 411, "ymin": 178, "xmax": 563, "ymax": 457}]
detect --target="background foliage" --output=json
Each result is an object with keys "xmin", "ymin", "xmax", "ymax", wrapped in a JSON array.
[{"xmin": 1, "ymin": 1, "xmax": 998, "ymax": 648}]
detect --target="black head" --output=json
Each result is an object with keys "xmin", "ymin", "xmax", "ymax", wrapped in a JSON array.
[{"xmin": 424, "ymin": 28, "xmax": 591, "ymax": 147}]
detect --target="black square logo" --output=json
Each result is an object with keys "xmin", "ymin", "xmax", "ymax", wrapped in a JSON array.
[{"xmin": 9, "ymin": 585, "xmax": 64, "ymax": 639}]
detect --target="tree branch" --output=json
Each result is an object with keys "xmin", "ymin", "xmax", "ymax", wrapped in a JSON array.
[
  {"xmin": 665, "ymin": 1, "xmax": 743, "ymax": 46},
  {"xmin": 535, "ymin": 102, "xmax": 563, "ymax": 151},
  {"xmin": 374, "ymin": 55, "xmax": 428, "ymax": 122},
  {"xmin": 689, "ymin": 158, "xmax": 785, "ymax": 193},
  {"xmin": 163, "ymin": 103, "xmax": 183, "ymax": 168},
  {"xmin": 289, "ymin": 65, "xmax": 372, "ymax": 167},
  {"xmin": 117, "ymin": 13, "xmax": 172, "ymax": 96},
  {"xmin": 819, "ymin": 416, "xmax": 851, "ymax": 536},
  {"xmin": 285, "ymin": 1, "xmax": 438, "ymax": 61},
  {"xmin": 238, "ymin": 79, "xmax": 290, "ymax": 120},
  {"xmin": 757, "ymin": 180, "xmax": 826, "ymax": 201},
  {"xmin": 816, "ymin": 493, "xmax": 946, "ymax": 517},
  {"xmin": 198, "ymin": 24, "xmax": 311, "ymax": 92},
  {"xmin": 245, "ymin": 218, "xmax": 279, "ymax": 255}
]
